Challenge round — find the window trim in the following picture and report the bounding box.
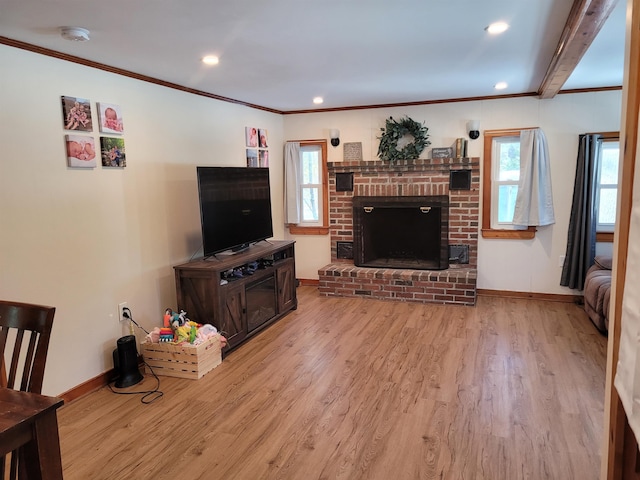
[482,128,537,239]
[287,139,329,235]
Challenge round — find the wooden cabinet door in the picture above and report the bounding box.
[220,284,246,349]
[276,260,297,313]
[175,272,217,326]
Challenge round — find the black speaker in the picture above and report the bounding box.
[113,335,143,388]
[449,169,472,190]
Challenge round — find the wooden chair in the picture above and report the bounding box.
[0,300,56,480]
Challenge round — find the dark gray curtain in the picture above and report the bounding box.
[560,134,602,290]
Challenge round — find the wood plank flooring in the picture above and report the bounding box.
[57,287,608,479]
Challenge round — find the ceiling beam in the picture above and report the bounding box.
[538,0,619,99]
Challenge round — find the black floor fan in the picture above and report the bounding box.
[113,335,144,388]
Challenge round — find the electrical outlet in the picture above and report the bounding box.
[559,255,566,267]
[118,302,128,323]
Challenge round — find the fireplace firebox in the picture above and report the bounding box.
[353,195,449,270]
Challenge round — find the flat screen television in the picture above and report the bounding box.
[197,166,273,257]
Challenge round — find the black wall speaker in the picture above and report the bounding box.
[336,172,354,192]
[113,335,143,388]
[449,169,472,190]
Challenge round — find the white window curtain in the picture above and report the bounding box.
[284,142,301,224]
[512,128,555,227]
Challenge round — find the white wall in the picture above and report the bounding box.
[0,44,284,396]
[283,91,622,293]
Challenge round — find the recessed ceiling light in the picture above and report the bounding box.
[486,22,509,35]
[494,82,508,90]
[313,97,324,105]
[202,55,219,66]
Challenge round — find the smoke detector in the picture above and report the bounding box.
[60,27,90,42]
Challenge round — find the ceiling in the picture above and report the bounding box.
[0,0,626,113]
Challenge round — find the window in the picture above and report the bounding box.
[300,145,322,224]
[593,133,620,242]
[482,129,536,239]
[288,140,329,235]
[596,138,620,234]
[492,135,520,228]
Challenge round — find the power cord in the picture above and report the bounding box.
[189,245,203,262]
[108,362,164,404]
[111,307,163,404]
[122,307,149,335]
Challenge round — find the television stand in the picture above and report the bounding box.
[174,240,297,352]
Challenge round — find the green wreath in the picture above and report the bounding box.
[377,116,430,162]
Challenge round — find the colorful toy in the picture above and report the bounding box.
[158,309,210,345]
[163,308,172,328]
[174,325,191,343]
[159,327,174,342]
[166,309,189,329]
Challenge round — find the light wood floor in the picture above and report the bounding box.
[58,287,608,480]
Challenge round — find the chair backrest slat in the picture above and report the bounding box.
[6,329,25,390]
[20,333,39,391]
[0,328,8,388]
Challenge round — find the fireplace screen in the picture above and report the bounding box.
[353,196,449,270]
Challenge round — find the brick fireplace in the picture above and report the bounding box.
[318,157,479,306]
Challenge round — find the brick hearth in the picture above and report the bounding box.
[318,157,480,306]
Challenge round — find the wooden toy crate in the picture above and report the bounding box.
[140,335,222,379]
